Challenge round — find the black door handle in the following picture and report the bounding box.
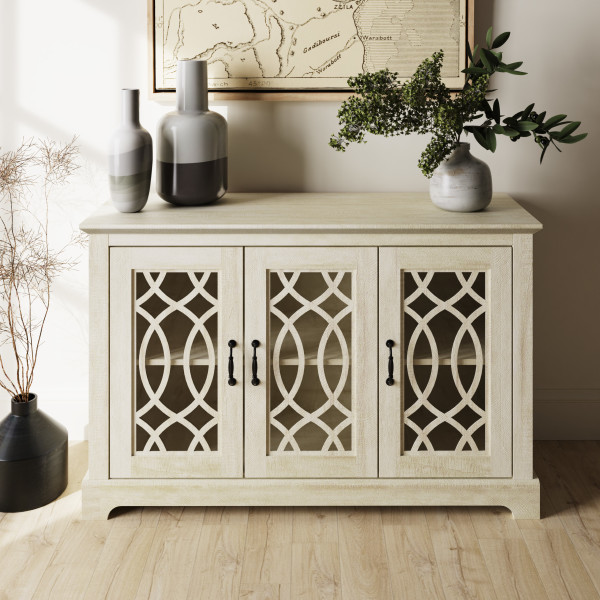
[251,340,260,386]
[227,340,236,386]
[386,340,394,386]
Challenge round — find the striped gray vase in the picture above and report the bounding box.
[157,60,227,206]
[108,89,153,213]
[429,142,492,212]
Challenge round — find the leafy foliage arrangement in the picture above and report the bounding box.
[330,28,587,177]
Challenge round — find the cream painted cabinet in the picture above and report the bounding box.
[81,193,541,519]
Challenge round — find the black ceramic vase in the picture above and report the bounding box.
[0,394,68,512]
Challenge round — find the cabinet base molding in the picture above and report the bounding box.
[81,474,540,520]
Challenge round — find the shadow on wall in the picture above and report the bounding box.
[481,0,600,397]
[473,0,494,48]
[227,102,306,192]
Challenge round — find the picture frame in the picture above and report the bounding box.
[148,0,474,101]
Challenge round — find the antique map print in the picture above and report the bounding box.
[153,0,467,91]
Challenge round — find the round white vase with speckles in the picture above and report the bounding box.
[429,142,492,212]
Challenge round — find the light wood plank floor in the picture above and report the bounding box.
[1,441,600,599]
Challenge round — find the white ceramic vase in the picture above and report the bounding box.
[429,142,492,212]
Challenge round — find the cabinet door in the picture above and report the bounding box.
[245,247,378,478]
[379,247,512,478]
[110,247,243,478]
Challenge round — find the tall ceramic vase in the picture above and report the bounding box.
[157,60,228,206]
[108,89,153,213]
[429,142,492,212]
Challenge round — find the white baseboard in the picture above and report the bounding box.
[534,389,600,440]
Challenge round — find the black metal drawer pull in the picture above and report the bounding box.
[386,340,395,386]
[251,340,260,386]
[227,340,237,386]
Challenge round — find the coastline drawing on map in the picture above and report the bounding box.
[151,0,468,93]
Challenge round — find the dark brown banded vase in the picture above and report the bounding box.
[157,60,228,206]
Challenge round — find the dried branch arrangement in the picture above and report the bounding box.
[0,137,81,401]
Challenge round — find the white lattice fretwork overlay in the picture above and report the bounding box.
[134,271,219,453]
[269,271,353,454]
[403,271,487,453]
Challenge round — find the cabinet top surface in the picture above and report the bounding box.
[80,192,542,234]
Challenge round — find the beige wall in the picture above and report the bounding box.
[0,0,598,437]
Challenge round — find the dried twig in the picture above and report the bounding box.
[0,137,80,401]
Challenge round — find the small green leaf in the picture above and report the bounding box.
[487,129,497,152]
[492,31,510,48]
[466,126,490,150]
[479,51,492,71]
[557,121,581,139]
[560,132,588,144]
[493,124,519,138]
[466,42,473,62]
[493,99,501,122]
[497,65,527,75]
[515,121,539,132]
[463,66,488,74]
[482,100,494,119]
[474,129,489,150]
[505,61,523,70]
[502,127,520,138]
[522,103,535,119]
[543,114,568,129]
[486,26,493,48]
[481,48,499,69]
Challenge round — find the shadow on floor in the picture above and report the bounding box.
[535,440,600,518]
[56,440,600,521]
[58,441,89,499]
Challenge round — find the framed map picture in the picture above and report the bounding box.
[149,0,472,99]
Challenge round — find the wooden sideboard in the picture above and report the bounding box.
[80,192,541,519]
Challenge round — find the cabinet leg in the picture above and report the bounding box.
[508,501,541,520]
[81,475,116,520]
[506,478,541,519]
